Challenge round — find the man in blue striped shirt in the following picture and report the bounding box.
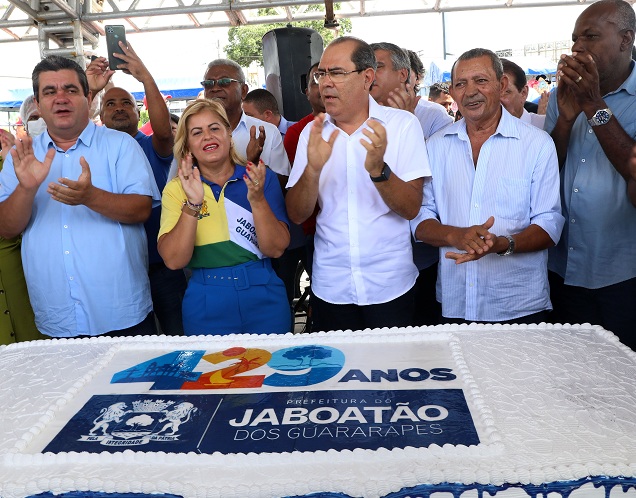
[412,49,564,323]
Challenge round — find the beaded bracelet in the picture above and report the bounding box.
[185,199,203,212]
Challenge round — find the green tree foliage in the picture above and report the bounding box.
[226,7,352,67]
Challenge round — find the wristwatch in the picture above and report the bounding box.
[497,235,515,256]
[370,162,392,183]
[587,108,613,127]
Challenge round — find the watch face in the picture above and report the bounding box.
[595,109,611,124]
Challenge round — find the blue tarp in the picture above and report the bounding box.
[423,55,558,88]
[0,76,202,110]
[0,87,34,110]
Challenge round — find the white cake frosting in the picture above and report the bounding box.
[1,323,635,498]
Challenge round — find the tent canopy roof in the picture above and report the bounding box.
[0,1,611,43]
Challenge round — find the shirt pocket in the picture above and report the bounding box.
[495,177,531,222]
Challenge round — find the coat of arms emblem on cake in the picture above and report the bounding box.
[79,399,198,446]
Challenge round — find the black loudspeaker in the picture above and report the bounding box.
[262,27,324,122]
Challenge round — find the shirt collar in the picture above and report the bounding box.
[235,111,249,133]
[43,120,94,150]
[200,164,244,188]
[445,105,517,140]
[607,60,636,97]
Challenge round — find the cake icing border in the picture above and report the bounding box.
[2,323,635,498]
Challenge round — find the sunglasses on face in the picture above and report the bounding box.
[200,78,241,89]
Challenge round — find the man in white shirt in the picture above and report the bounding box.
[500,58,546,129]
[202,59,290,177]
[242,88,296,136]
[286,36,429,332]
[413,49,564,324]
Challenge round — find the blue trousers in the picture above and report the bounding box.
[183,259,291,336]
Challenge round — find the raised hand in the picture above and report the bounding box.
[178,153,204,205]
[386,82,420,114]
[0,128,16,161]
[47,156,96,206]
[306,113,338,174]
[244,159,267,203]
[111,41,151,81]
[537,92,549,115]
[10,136,55,191]
[556,52,602,122]
[360,119,387,177]
[246,125,265,163]
[86,56,114,94]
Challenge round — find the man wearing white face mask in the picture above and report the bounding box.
[19,96,47,138]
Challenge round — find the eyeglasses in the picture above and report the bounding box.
[200,78,241,89]
[313,69,363,84]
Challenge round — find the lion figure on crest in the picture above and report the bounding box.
[89,402,131,436]
[157,402,197,435]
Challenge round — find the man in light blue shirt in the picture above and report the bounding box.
[545,0,636,349]
[0,55,160,338]
[413,48,564,323]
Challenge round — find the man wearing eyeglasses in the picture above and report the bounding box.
[202,59,290,178]
[286,36,430,333]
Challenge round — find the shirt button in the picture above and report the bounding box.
[69,276,74,281]
[569,247,574,251]
[581,159,586,163]
[588,129,593,134]
[571,219,576,223]
[64,250,70,255]
[474,203,479,208]
[65,153,69,157]
[63,225,68,229]
[3,310,9,315]
[573,188,579,192]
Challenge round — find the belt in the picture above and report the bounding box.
[190,259,273,291]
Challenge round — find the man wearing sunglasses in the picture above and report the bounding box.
[286,36,429,333]
[201,59,290,178]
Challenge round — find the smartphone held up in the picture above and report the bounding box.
[105,25,127,70]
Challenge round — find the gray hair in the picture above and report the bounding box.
[326,36,377,71]
[206,59,246,83]
[593,0,636,33]
[370,42,410,72]
[451,48,503,84]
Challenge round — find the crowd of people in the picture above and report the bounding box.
[0,0,635,351]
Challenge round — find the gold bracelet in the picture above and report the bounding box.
[182,204,200,218]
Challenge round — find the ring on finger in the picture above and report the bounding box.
[576,75,583,83]
[253,180,260,186]
[374,144,382,149]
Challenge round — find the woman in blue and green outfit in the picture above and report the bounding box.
[158,99,291,335]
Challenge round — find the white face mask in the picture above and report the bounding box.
[26,118,46,137]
